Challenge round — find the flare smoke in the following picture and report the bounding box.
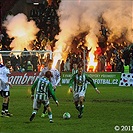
[55,0,133,60]
[3,13,39,51]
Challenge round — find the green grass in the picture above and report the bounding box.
[0,85,133,133]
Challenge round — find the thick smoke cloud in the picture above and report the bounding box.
[3,13,39,51]
[55,0,133,60]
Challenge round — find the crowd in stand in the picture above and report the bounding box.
[30,0,61,51]
[60,43,133,73]
[0,0,133,73]
[0,48,52,72]
[0,42,132,73]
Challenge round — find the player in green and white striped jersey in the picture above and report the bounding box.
[69,65,100,118]
[29,71,59,123]
[39,59,61,118]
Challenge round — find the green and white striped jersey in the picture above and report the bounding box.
[69,73,97,93]
[31,77,57,102]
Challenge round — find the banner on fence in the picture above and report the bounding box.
[119,73,133,86]
[9,72,132,86]
[9,72,39,85]
[61,72,121,86]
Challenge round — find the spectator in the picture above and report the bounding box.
[25,61,33,72]
[0,31,4,42]
[31,54,38,72]
[60,60,64,72]
[64,58,70,72]
[72,63,78,75]
[129,53,133,73]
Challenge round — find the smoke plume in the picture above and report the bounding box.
[3,13,39,51]
[55,0,133,61]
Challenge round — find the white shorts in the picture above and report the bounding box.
[73,91,85,102]
[33,98,49,109]
[0,79,9,91]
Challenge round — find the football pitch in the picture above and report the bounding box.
[0,85,133,133]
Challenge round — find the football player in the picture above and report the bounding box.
[39,59,60,118]
[29,71,59,123]
[69,65,100,118]
[0,60,13,117]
